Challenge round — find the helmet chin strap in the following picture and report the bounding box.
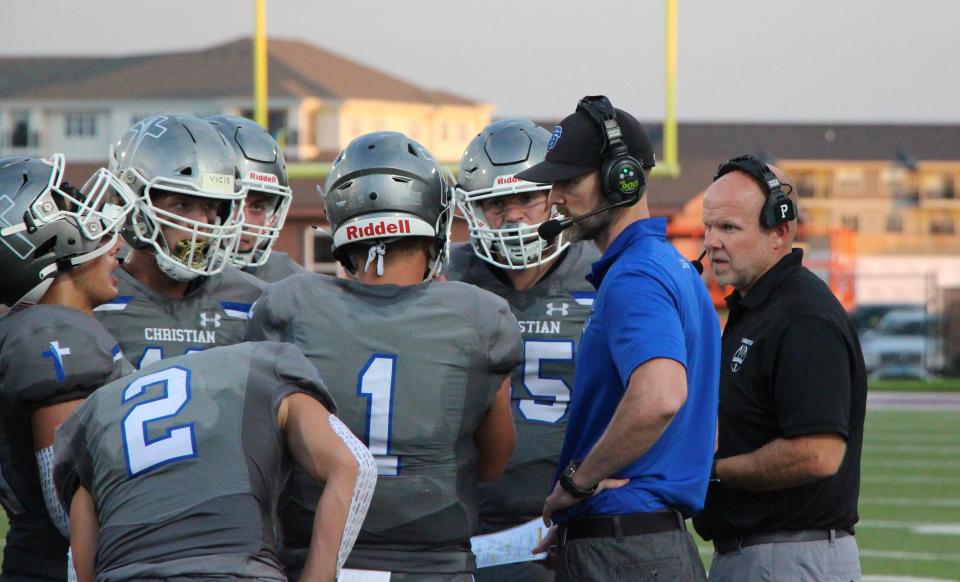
[364,242,388,277]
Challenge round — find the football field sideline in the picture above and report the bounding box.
[2,395,958,579]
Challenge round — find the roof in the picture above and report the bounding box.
[532,119,960,214]
[2,38,476,105]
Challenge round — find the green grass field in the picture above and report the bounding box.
[3,408,959,579]
[692,408,960,580]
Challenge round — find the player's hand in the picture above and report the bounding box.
[541,477,629,527]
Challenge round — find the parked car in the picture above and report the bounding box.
[850,303,916,339]
[860,308,944,379]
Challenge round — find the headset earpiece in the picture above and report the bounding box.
[577,96,646,204]
[714,155,796,228]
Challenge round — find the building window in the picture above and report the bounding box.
[929,216,955,235]
[882,167,909,197]
[795,171,829,198]
[10,110,32,147]
[305,227,339,274]
[840,215,859,231]
[440,121,449,141]
[458,123,469,142]
[920,173,955,199]
[835,168,864,194]
[409,121,422,140]
[65,112,97,137]
[885,214,903,233]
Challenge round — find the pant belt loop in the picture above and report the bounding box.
[829,528,837,546]
[613,516,624,542]
[558,525,568,548]
[675,509,686,531]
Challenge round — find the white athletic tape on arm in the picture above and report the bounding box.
[328,415,378,577]
[36,446,70,537]
[67,547,77,582]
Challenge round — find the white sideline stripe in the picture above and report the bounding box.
[860,497,960,507]
[862,475,960,485]
[863,459,960,469]
[863,576,958,582]
[860,520,960,535]
[863,444,960,454]
[859,549,960,562]
[867,435,960,444]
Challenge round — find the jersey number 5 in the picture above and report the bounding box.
[519,340,574,424]
[121,365,197,477]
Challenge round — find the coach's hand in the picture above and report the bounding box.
[541,477,629,527]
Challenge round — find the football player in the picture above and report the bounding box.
[448,119,600,581]
[54,341,376,581]
[207,115,306,282]
[94,114,265,369]
[246,131,522,581]
[0,154,134,580]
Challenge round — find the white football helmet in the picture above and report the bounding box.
[111,114,246,282]
[207,115,292,269]
[455,119,568,269]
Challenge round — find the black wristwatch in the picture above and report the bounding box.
[559,460,597,499]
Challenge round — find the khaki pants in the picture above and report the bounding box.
[708,535,861,582]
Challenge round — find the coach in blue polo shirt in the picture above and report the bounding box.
[522,96,719,582]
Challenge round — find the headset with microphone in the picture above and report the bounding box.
[538,96,646,241]
[690,155,797,276]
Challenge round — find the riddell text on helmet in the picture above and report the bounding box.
[345,219,411,240]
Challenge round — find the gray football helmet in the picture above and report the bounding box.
[0,154,135,307]
[207,115,291,269]
[455,118,568,269]
[322,131,451,280]
[110,114,245,282]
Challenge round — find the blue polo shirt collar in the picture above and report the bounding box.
[587,217,668,288]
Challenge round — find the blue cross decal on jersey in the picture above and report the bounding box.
[41,341,72,382]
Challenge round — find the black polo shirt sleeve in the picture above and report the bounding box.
[773,316,852,439]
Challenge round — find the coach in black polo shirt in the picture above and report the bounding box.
[693,155,867,582]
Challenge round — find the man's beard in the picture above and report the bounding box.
[564,205,624,243]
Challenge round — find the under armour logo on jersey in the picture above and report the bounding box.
[199,312,221,328]
[730,337,754,373]
[546,302,569,317]
[41,341,72,382]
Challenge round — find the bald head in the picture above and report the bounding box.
[701,162,798,296]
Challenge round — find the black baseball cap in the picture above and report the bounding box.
[516,105,656,184]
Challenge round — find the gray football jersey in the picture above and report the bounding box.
[244,251,307,283]
[93,265,264,369]
[446,242,599,531]
[53,342,335,581]
[0,305,129,580]
[246,274,523,575]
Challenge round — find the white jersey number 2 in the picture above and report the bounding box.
[121,365,197,477]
